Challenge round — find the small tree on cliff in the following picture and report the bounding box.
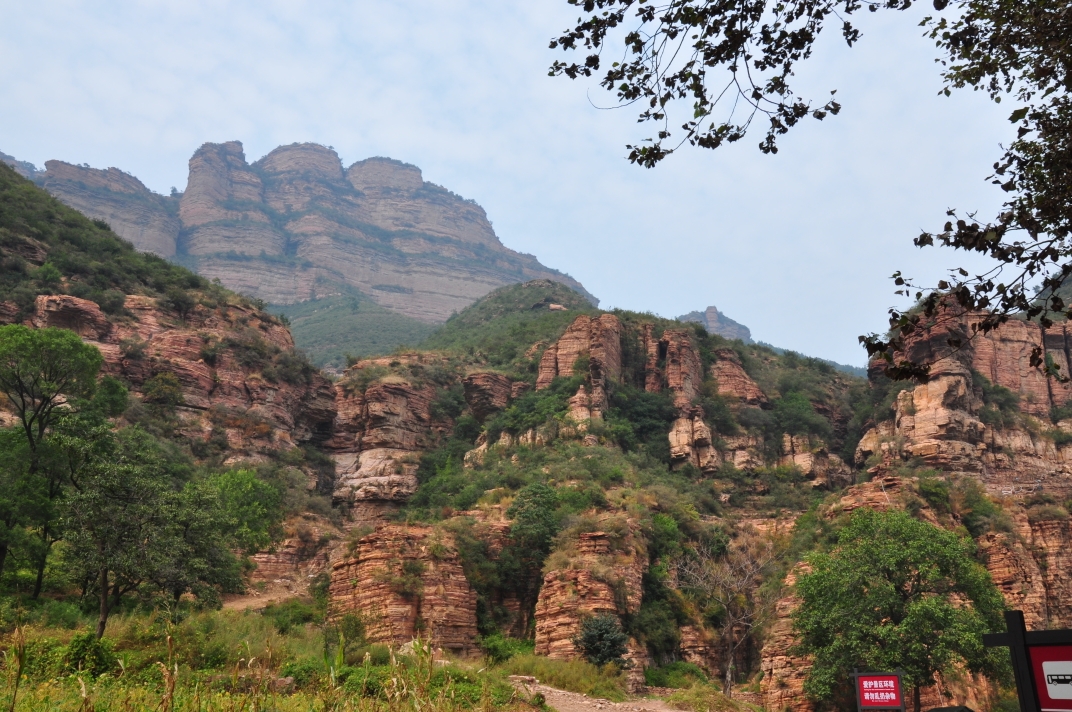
[792,508,1008,712]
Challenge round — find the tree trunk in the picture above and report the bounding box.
[914,684,921,712]
[31,552,46,599]
[0,541,8,582]
[96,568,110,640]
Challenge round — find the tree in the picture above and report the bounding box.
[573,613,630,667]
[63,427,178,638]
[500,482,561,630]
[678,531,777,698]
[549,1,1072,378]
[0,325,102,460]
[792,508,1007,712]
[0,325,102,582]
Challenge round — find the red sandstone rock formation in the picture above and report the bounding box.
[779,434,853,490]
[710,349,768,407]
[40,141,592,321]
[534,527,645,662]
[669,408,720,473]
[29,293,335,459]
[249,515,341,593]
[536,314,622,417]
[328,524,478,655]
[463,372,512,421]
[860,305,1072,499]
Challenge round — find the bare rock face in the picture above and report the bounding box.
[780,434,853,490]
[30,294,335,459]
[759,566,813,712]
[536,314,622,415]
[669,407,720,473]
[329,380,435,511]
[534,527,646,660]
[33,141,592,322]
[862,305,1072,499]
[328,524,478,655]
[249,515,341,593]
[463,372,512,421]
[37,161,181,257]
[710,349,767,407]
[678,625,720,677]
[642,327,704,409]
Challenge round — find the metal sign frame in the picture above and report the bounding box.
[984,610,1072,712]
[851,669,907,712]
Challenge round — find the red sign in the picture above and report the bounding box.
[1029,644,1072,711]
[856,674,903,708]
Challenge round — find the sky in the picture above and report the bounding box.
[0,1,1014,366]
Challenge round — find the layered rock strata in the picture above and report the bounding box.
[536,314,623,417]
[710,349,768,407]
[463,372,512,421]
[534,528,646,661]
[36,160,181,257]
[328,525,478,654]
[27,293,335,457]
[17,142,594,322]
[859,305,1072,499]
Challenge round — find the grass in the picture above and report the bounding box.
[500,654,627,701]
[1,608,531,712]
[666,683,756,712]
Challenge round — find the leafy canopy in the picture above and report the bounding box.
[550,1,1072,380]
[792,509,1007,705]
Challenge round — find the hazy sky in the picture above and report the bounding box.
[0,1,1012,365]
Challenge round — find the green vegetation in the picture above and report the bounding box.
[793,509,1008,712]
[0,163,226,319]
[422,281,597,377]
[500,654,627,700]
[273,288,436,369]
[572,613,629,668]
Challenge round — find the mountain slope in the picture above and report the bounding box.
[3,143,595,326]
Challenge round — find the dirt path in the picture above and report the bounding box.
[509,678,678,712]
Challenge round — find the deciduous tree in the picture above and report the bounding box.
[792,508,1007,712]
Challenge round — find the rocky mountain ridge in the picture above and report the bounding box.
[1,142,593,325]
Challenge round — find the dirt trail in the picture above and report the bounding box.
[510,679,677,712]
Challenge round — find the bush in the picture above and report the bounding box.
[262,599,317,634]
[142,371,184,407]
[573,614,629,668]
[280,658,323,687]
[645,661,709,688]
[63,633,117,677]
[479,633,535,663]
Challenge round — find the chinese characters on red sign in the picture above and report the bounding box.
[856,675,903,709]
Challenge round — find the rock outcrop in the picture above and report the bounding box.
[536,314,623,417]
[463,372,512,421]
[29,293,335,458]
[677,306,753,343]
[534,527,646,661]
[669,408,720,473]
[16,142,593,323]
[37,160,181,257]
[710,349,768,407]
[328,525,478,655]
[859,305,1072,499]
[779,434,853,490]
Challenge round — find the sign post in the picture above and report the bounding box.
[852,670,906,712]
[984,610,1072,712]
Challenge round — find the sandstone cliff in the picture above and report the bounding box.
[859,306,1072,500]
[13,143,593,325]
[13,292,336,460]
[328,524,478,655]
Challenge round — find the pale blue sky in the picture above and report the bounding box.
[0,1,1011,365]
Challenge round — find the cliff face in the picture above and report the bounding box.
[328,524,478,655]
[37,160,181,257]
[858,306,1072,499]
[13,292,336,459]
[15,143,592,324]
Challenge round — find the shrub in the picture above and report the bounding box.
[916,475,951,514]
[280,658,322,687]
[572,613,629,668]
[63,633,117,677]
[142,371,184,407]
[645,661,709,688]
[262,599,317,634]
[501,654,627,701]
[479,633,535,663]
